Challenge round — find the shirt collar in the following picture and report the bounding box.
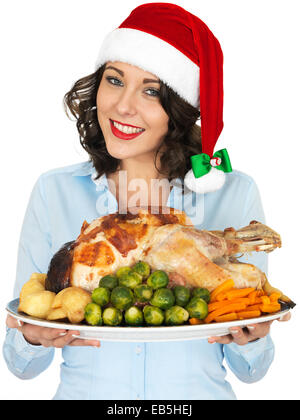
[72,161,108,191]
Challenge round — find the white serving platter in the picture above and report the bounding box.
[6,298,290,342]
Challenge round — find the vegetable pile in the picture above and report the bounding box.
[84,264,283,327]
[84,261,211,327]
[202,279,282,324]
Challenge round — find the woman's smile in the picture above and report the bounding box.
[109,118,145,140]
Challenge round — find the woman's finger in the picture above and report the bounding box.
[278,312,291,322]
[6,315,21,329]
[208,335,233,344]
[50,330,81,348]
[246,321,272,339]
[69,338,101,347]
[229,327,250,345]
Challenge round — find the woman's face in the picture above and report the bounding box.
[96,61,169,162]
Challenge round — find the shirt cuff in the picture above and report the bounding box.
[13,329,52,360]
[226,335,272,363]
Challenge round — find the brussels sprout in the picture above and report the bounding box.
[174,286,191,307]
[110,286,134,310]
[91,287,110,306]
[124,306,144,326]
[116,266,132,279]
[147,270,169,289]
[134,284,153,303]
[84,302,102,326]
[150,288,175,310]
[143,305,164,326]
[192,287,210,303]
[131,261,151,280]
[185,297,208,319]
[102,306,122,326]
[165,305,189,325]
[119,271,142,289]
[99,274,118,290]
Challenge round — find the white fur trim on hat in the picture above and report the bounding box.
[184,167,225,193]
[95,28,200,108]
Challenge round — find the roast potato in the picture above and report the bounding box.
[51,287,76,309]
[60,287,92,324]
[47,307,68,321]
[30,273,47,287]
[19,278,45,302]
[18,291,56,319]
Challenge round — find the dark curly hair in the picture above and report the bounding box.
[63,64,201,183]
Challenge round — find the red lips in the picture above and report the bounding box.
[109,119,145,140]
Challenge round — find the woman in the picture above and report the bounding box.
[4,3,289,400]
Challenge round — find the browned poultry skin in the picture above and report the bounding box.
[46,206,282,293]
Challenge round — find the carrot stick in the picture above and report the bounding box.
[210,279,235,302]
[204,303,247,323]
[215,313,238,323]
[248,291,258,305]
[240,304,261,312]
[253,297,263,304]
[261,296,271,305]
[260,303,281,313]
[215,288,235,302]
[237,310,261,319]
[225,287,255,300]
[269,292,281,302]
[189,317,204,325]
[208,297,251,312]
[229,297,251,305]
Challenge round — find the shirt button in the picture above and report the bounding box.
[135,345,142,354]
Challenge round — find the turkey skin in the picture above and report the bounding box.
[45,206,282,294]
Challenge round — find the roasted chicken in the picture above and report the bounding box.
[45,206,293,306]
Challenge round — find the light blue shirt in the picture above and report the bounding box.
[3,161,274,400]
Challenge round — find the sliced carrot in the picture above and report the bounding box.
[233,297,251,305]
[210,279,235,302]
[237,310,261,319]
[189,317,204,325]
[260,303,281,313]
[248,291,258,305]
[208,297,250,313]
[215,313,238,323]
[204,303,247,324]
[253,297,263,304]
[208,301,227,312]
[241,304,261,312]
[261,296,271,305]
[269,292,281,302]
[225,287,255,300]
[215,288,235,302]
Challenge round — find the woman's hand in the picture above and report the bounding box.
[207,312,291,345]
[6,315,101,348]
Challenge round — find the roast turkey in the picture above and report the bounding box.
[44,206,293,305]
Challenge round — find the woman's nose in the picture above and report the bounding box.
[115,88,137,116]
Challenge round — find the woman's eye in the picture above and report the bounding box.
[145,88,160,97]
[106,76,123,86]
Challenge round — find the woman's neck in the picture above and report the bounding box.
[107,159,172,212]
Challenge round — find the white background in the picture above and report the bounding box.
[1,0,299,400]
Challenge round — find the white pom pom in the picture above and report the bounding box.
[184,167,226,193]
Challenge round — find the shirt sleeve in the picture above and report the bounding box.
[224,178,275,382]
[3,175,55,379]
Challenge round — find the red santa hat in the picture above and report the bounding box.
[95,2,232,193]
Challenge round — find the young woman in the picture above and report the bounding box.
[4,3,290,400]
